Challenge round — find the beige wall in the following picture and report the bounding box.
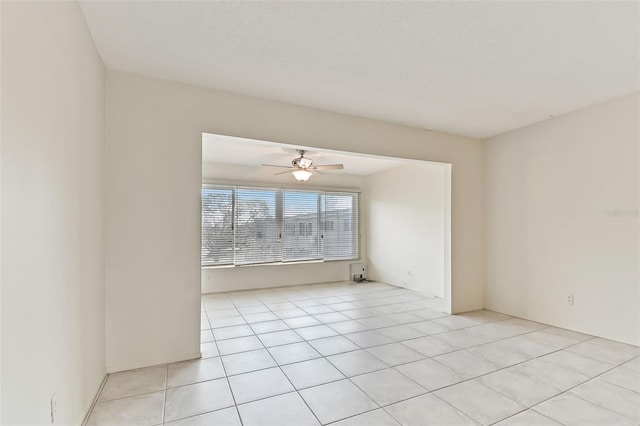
[1,2,106,424]
[366,163,449,299]
[105,70,485,372]
[485,93,639,345]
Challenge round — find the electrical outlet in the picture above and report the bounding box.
[50,393,58,424]
[565,294,574,305]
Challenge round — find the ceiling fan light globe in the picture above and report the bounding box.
[292,170,313,181]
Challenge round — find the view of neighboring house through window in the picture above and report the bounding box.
[201,185,359,266]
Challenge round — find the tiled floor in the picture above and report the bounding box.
[86,281,640,426]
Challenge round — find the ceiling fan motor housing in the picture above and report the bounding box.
[292,156,313,169]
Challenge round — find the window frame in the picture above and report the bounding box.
[201,181,360,268]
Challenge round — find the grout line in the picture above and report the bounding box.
[81,372,109,425]
[161,364,168,424]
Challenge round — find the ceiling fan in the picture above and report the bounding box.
[262,149,344,181]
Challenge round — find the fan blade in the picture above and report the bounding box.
[274,170,293,175]
[314,164,344,170]
[262,164,292,169]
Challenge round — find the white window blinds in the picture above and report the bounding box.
[201,185,359,266]
[201,186,234,266]
[322,192,359,260]
[234,187,281,265]
[283,190,321,262]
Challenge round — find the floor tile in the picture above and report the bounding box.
[345,330,394,348]
[212,325,254,341]
[538,350,614,377]
[342,308,377,320]
[216,335,263,355]
[243,311,278,323]
[300,379,378,424]
[257,329,303,347]
[433,350,501,377]
[460,324,512,342]
[431,329,490,349]
[351,368,426,405]
[98,365,166,402]
[435,380,525,425]
[328,320,370,334]
[200,342,219,359]
[228,367,294,404]
[367,343,425,366]
[465,341,529,368]
[477,369,561,406]
[275,308,308,319]
[237,304,270,315]
[570,379,640,420]
[308,335,360,356]
[304,305,336,315]
[208,308,241,318]
[281,358,345,389]
[327,349,388,376]
[238,392,320,426]
[266,302,297,311]
[598,365,640,393]
[167,357,225,388]
[357,316,399,329]
[496,335,557,358]
[164,407,241,426]
[431,316,481,330]
[409,309,449,321]
[535,393,637,426]
[92,282,640,426]
[88,391,165,426]
[377,325,426,341]
[222,349,276,375]
[510,358,589,390]
[623,356,640,372]
[201,329,214,343]
[296,324,339,340]
[541,326,592,342]
[210,316,247,328]
[314,312,351,323]
[524,329,583,349]
[164,378,234,422]
[249,319,289,334]
[284,315,321,328]
[395,358,467,391]
[268,341,321,364]
[406,320,453,336]
[494,410,561,426]
[332,409,400,426]
[568,338,640,365]
[401,335,457,357]
[457,310,511,324]
[386,312,422,325]
[384,393,478,426]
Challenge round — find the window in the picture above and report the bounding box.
[201,186,234,265]
[201,185,359,266]
[283,190,320,261]
[234,187,280,265]
[323,192,359,260]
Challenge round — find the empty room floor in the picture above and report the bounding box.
[86,281,640,426]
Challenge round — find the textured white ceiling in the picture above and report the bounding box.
[202,133,406,176]
[80,1,639,138]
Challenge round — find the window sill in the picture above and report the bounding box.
[202,258,359,270]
